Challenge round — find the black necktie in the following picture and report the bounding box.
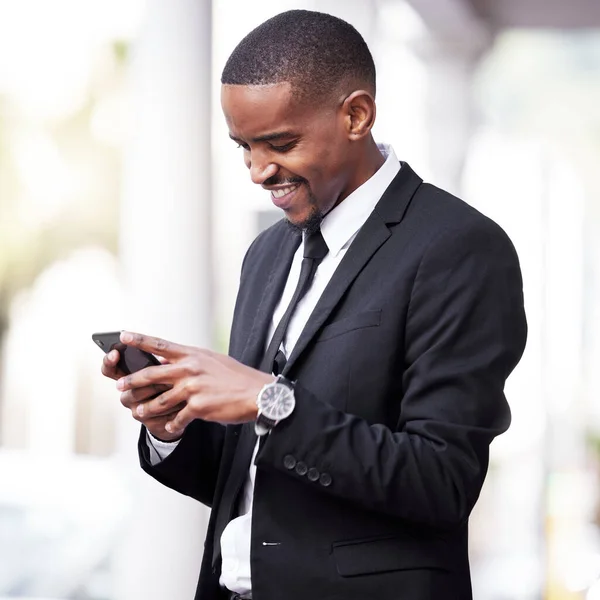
[262,228,329,375]
[212,228,328,567]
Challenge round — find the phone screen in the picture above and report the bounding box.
[92,332,161,375]
[115,342,160,374]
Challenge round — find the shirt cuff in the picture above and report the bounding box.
[146,430,181,466]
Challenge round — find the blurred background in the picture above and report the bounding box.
[0,0,599,598]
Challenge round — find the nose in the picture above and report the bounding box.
[248,154,278,185]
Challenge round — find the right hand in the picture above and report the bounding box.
[101,349,183,442]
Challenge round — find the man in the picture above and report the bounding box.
[102,10,527,600]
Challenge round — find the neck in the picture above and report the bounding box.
[333,137,386,210]
[361,137,386,179]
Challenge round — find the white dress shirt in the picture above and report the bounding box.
[147,144,401,596]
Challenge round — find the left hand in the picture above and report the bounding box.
[116,331,274,437]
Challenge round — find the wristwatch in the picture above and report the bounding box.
[255,376,296,436]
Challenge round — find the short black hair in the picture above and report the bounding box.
[221,10,376,104]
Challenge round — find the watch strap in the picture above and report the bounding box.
[255,413,277,436]
[275,375,294,390]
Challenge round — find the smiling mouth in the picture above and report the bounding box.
[271,184,300,198]
[270,183,302,210]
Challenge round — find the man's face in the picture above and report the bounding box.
[221,82,354,231]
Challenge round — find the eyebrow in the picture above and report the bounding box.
[229,131,298,144]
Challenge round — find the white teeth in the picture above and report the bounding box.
[272,185,298,198]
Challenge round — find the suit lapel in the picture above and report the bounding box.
[240,228,301,369]
[283,162,422,375]
[282,216,390,374]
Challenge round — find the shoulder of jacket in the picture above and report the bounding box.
[241,218,290,272]
[412,183,511,240]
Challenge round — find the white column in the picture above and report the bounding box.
[114,1,212,599]
[403,0,491,194]
[413,35,488,196]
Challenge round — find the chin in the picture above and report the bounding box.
[285,207,323,234]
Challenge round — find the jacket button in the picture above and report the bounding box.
[319,472,332,487]
[295,461,308,476]
[307,467,320,482]
[283,455,296,470]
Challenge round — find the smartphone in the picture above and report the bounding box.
[92,331,161,375]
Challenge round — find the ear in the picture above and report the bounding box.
[341,90,376,140]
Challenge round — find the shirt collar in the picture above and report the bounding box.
[316,144,400,257]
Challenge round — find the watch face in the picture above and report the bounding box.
[258,382,295,421]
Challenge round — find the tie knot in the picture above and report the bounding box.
[303,229,328,260]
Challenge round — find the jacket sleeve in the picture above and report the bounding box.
[254,219,527,529]
[138,419,226,508]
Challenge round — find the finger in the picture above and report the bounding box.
[120,331,187,360]
[120,384,170,409]
[101,349,119,372]
[165,405,195,436]
[101,350,124,380]
[101,362,114,378]
[130,402,184,424]
[116,362,183,392]
[131,383,171,402]
[135,385,188,419]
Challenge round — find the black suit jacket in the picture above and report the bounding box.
[139,163,527,600]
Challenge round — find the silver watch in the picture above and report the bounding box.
[255,376,296,436]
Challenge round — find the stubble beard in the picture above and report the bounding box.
[284,187,323,235]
